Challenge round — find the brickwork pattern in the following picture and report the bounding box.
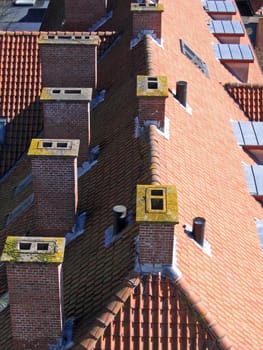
[43,102,90,165]
[7,263,63,350]
[133,11,162,39]
[64,0,107,30]
[31,156,78,236]
[138,96,166,128]
[39,44,97,89]
[139,224,174,264]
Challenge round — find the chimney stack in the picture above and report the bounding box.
[137,75,168,129]
[1,236,65,350]
[39,34,99,90]
[41,88,92,165]
[136,185,179,268]
[28,138,79,236]
[131,2,164,40]
[64,0,107,31]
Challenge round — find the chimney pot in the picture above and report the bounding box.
[176,81,188,107]
[113,205,127,235]
[193,217,206,245]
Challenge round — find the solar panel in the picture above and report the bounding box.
[209,20,244,35]
[204,1,236,13]
[213,44,254,61]
[232,122,263,146]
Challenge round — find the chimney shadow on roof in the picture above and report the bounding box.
[0,99,43,178]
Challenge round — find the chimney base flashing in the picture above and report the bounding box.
[88,10,113,31]
[130,31,163,49]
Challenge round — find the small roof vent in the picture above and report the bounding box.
[113,205,127,235]
[192,217,206,246]
[176,81,188,107]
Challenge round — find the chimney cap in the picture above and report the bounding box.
[38,34,99,46]
[28,139,80,158]
[137,76,168,97]
[40,87,93,102]
[0,236,66,263]
[136,185,179,223]
[131,3,164,12]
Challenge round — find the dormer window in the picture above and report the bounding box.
[146,188,166,212]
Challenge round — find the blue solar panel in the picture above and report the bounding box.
[209,20,244,35]
[213,44,254,61]
[204,1,236,13]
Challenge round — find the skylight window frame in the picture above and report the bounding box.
[180,39,209,78]
[0,117,7,145]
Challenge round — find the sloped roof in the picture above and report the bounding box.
[0,30,119,178]
[225,83,263,121]
[0,0,263,349]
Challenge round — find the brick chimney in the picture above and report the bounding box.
[1,236,65,350]
[64,0,107,31]
[131,2,164,40]
[38,34,99,89]
[136,185,179,269]
[137,75,168,129]
[41,88,92,165]
[28,138,79,236]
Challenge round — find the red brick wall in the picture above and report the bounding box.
[39,44,97,89]
[139,224,174,264]
[64,0,107,30]
[31,156,78,236]
[43,102,90,165]
[7,263,63,350]
[138,96,166,128]
[132,11,162,39]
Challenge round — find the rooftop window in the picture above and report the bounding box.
[180,40,209,77]
[208,20,244,35]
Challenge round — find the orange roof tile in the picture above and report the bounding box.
[0,0,263,349]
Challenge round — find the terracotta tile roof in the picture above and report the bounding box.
[0,0,263,349]
[225,83,263,121]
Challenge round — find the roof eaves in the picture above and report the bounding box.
[164,267,235,350]
[71,272,140,350]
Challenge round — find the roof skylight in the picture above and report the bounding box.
[180,40,209,77]
[203,1,236,14]
[232,121,263,147]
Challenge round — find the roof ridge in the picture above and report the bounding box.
[0,31,117,37]
[72,272,140,350]
[147,124,162,185]
[169,274,235,350]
